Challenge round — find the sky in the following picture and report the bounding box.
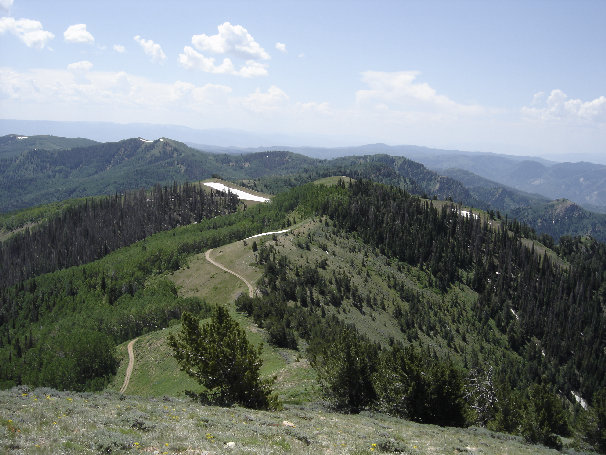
[0,0,605,161]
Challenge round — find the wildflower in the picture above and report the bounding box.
[165,443,169,446]
[53,421,57,425]
[8,420,12,423]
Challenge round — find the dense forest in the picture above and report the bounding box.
[0,199,291,391]
[0,182,240,288]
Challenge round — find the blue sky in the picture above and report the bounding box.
[1,0,605,160]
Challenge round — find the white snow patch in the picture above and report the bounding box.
[572,391,588,410]
[139,137,153,143]
[204,182,270,202]
[16,136,28,140]
[510,308,519,320]
[159,138,164,142]
[246,229,290,240]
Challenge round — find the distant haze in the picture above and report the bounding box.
[1,118,605,165]
[1,1,604,162]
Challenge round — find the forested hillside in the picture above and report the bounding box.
[1,178,605,451]
[0,200,290,391]
[0,134,98,158]
[2,134,605,243]
[0,182,241,288]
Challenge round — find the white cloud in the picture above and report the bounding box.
[242,86,289,113]
[0,0,13,10]
[178,46,268,77]
[522,89,606,123]
[191,22,269,61]
[0,17,54,49]
[275,42,286,53]
[356,71,484,117]
[0,67,233,116]
[67,60,93,72]
[134,35,166,63]
[113,44,125,53]
[64,24,94,44]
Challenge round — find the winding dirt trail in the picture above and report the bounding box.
[205,249,255,297]
[119,338,137,394]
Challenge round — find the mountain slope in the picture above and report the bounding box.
[510,198,606,241]
[0,134,99,158]
[0,138,315,212]
[1,179,604,452]
[409,152,606,213]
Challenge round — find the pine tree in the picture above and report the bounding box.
[168,307,279,410]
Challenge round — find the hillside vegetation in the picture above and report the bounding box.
[1,178,605,453]
[2,134,605,242]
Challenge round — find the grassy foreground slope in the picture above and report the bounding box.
[0,386,562,455]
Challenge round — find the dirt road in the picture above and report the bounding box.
[205,249,255,297]
[119,338,137,394]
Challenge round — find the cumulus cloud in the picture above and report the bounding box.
[0,0,13,10]
[178,46,268,77]
[67,60,93,71]
[356,71,484,117]
[113,44,125,53]
[275,42,286,53]
[0,67,232,114]
[64,24,94,44]
[134,35,166,63]
[522,89,606,123]
[242,86,289,113]
[191,22,269,60]
[0,17,54,49]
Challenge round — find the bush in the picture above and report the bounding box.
[168,307,279,410]
[374,346,468,427]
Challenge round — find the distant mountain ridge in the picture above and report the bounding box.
[0,134,98,158]
[1,133,605,243]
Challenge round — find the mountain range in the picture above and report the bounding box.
[1,133,605,244]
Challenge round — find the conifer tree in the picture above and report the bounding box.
[168,307,278,410]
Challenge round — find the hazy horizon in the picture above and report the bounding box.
[1,0,605,162]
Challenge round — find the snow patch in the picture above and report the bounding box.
[139,137,153,143]
[510,308,519,320]
[16,136,28,140]
[572,391,588,410]
[204,182,270,202]
[246,229,290,240]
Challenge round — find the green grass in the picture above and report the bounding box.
[0,386,579,454]
[109,228,319,404]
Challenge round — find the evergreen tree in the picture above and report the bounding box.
[521,384,569,449]
[168,307,278,410]
[311,327,377,412]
